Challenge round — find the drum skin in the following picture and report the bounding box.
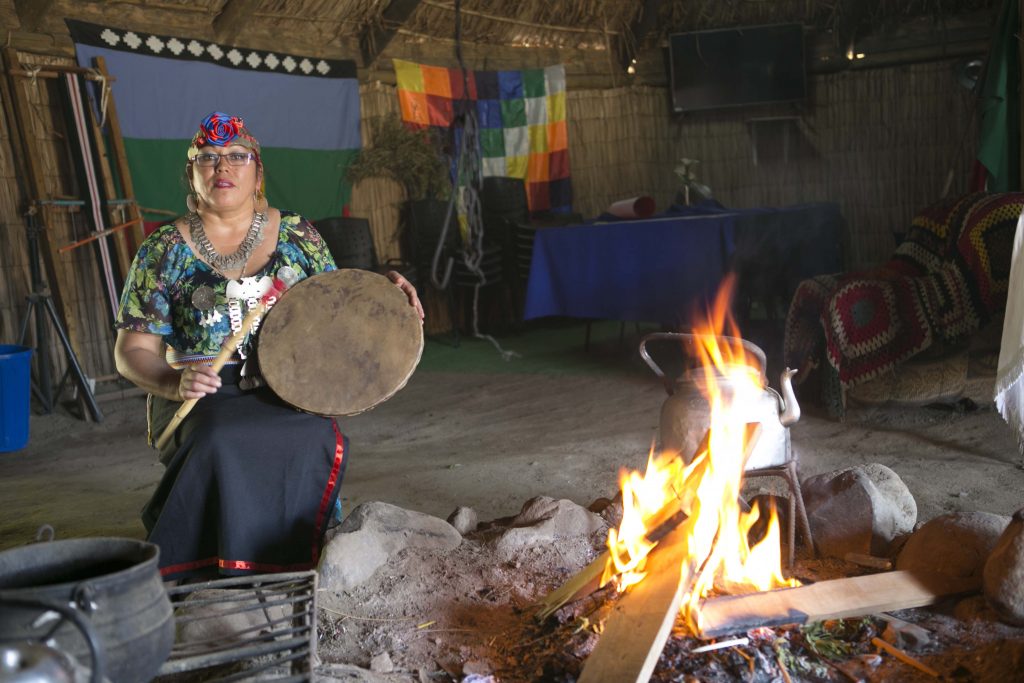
[258,269,424,416]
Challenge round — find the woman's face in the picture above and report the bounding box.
[190,143,260,213]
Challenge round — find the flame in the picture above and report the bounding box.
[604,276,799,632]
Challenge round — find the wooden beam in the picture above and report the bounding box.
[696,570,980,640]
[92,56,146,251]
[577,524,695,683]
[617,0,663,73]
[8,68,114,81]
[212,0,263,45]
[14,0,56,32]
[84,94,133,277]
[359,0,422,69]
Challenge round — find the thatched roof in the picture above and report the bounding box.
[5,0,1001,70]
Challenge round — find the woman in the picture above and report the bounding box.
[114,112,422,580]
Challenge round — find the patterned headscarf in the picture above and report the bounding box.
[187,111,264,192]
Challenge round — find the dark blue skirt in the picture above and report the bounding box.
[146,368,346,580]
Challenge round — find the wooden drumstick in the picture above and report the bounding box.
[154,270,299,451]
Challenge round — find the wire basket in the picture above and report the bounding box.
[155,571,317,682]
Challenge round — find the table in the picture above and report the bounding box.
[523,203,843,327]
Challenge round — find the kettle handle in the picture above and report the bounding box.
[638,332,768,396]
[0,592,106,683]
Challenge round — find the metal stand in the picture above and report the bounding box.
[16,211,103,422]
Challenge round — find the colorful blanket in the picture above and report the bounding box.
[393,59,572,215]
[784,193,1024,408]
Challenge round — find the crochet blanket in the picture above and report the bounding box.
[784,193,1024,404]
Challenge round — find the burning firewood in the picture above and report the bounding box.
[571,424,765,682]
[535,423,767,624]
[533,430,713,622]
[564,292,818,681]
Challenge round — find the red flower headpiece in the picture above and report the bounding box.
[188,111,261,156]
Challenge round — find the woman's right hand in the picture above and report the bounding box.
[178,365,222,400]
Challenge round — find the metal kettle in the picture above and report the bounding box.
[639,332,800,470]
[0,643,75,683]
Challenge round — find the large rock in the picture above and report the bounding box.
[802,464,917,559]
[897,511,1010,581]
[319,502,462,592]
[489,496,606,556]
[984,508,1024,625]
[447,506,479,536]
[175,589,289,645]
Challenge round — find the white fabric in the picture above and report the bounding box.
[995,210,1024,452]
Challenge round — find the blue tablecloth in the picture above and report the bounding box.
[523,203,842,326]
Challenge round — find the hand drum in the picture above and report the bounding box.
[257,269,423,416]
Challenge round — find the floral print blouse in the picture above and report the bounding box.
[115,211,335,357]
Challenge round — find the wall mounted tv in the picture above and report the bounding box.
[668,24,806,113]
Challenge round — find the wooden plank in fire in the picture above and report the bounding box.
[696,570,981,639]
[575,423,763,683]
[577,523,695,683]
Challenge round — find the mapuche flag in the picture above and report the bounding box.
[67,19,361,227]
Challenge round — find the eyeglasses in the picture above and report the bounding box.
[191,152,256,167]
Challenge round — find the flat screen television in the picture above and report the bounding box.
[668,24,806,113]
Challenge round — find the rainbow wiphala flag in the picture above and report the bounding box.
[394,59,572,215]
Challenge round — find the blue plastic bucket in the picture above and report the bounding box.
[0,345,33,452]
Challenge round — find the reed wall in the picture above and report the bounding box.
[0,52,118,384]
[565,60,978,271]
[0,56,984,383]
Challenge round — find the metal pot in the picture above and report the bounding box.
[639,332,800,470]
[0,538,174,683]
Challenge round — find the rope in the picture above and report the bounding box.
[429,0,518,361]
[88,68,111,128]
[22,65,57,139]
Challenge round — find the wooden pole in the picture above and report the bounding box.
[8,67,115,81]
[58,218,142,253]
[92,56,146,251]
[83,88,133,276]
[695,570,980,640]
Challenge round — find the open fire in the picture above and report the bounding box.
[602,279,799,633]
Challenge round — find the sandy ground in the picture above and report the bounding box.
[2,359,1023,549]
[4,343,1024,681]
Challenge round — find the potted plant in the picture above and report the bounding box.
[346,115,450,202]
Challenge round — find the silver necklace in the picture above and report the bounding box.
[188,210,267,273]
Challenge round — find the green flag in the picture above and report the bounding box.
[977,0,1021,192]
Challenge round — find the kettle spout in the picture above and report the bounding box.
[778,367,801,427]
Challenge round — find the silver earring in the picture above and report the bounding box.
[186,193,198,212]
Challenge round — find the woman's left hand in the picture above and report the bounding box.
[386,271,424,321]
